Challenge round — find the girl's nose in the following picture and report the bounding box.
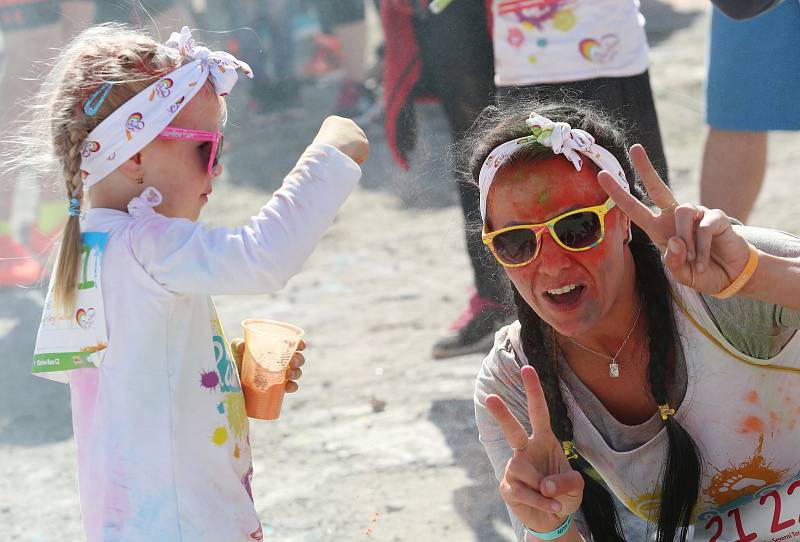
[212,162,223,178]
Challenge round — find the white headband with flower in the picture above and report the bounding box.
[478,113,630,221]
[79,26,253,189]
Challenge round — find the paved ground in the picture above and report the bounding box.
[1,2,799,541]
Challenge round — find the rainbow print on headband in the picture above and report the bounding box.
[149,77,174,101]
[80,140,101,158]
[79,26,252,189]
[125,113,145,141]
[169,96,186,113]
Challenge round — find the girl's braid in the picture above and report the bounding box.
[64,122,89,202]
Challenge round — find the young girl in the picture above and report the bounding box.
[26,24,368,541]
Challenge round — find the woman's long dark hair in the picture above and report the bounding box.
[459,100,702,542]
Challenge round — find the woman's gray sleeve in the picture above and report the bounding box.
[701,226,800,358]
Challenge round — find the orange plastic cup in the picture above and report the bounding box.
[240,319,304,420]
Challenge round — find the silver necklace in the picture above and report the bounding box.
[567,297,643,378]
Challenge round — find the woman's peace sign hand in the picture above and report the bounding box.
[485,366,584,533]
[597,144,752,295]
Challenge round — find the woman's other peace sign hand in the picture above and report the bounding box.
[596,144,752,295]
[485,366,584,533]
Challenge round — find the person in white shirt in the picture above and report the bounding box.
[492,0,668,181]
[22,24,368,541]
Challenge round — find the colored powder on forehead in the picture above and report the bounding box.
[537,190,549,205]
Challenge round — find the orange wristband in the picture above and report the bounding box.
[713,243,759,300]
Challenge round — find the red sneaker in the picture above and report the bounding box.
[432,290,513,359]
[0,234,44,287]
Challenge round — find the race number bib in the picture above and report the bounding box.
[696,472,800,542]
[32,232,109,382]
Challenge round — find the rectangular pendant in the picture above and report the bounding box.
[609,361,620,378]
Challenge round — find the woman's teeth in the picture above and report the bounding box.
[544,283,585,305]
[546,284,580,296]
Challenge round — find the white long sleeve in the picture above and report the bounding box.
[128,143,360,295]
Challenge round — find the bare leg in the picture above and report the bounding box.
[334,19,367,83]
[700,129,767,223]
[332,14,376,119]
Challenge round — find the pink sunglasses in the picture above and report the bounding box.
[156,126,223,176]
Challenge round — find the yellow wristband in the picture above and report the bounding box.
[713,243,759,300]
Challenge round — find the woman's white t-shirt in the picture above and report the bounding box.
[55,144,360,541]
[492,0,650,86]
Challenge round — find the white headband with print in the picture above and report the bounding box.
[478,113,630,221]
[79,26,253,189]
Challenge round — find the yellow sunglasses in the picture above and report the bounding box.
[482,198,617,268]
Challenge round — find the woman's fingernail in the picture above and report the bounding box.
[544,480,556,494]
[688,252,695,262]
[667,238,679,253]
[550,501,562,513]
[697,262,705,273]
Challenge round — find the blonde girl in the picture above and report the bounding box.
[23,23,367,541]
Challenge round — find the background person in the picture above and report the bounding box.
[699,0,800,222]
[380,0,509,359]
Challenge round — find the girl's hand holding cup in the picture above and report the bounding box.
[230,338,305,393]
[312,116,370,165]
[485,366,584,535]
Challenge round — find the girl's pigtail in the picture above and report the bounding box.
[52,123,89,316]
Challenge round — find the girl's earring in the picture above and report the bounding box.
[135,171,144,184]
